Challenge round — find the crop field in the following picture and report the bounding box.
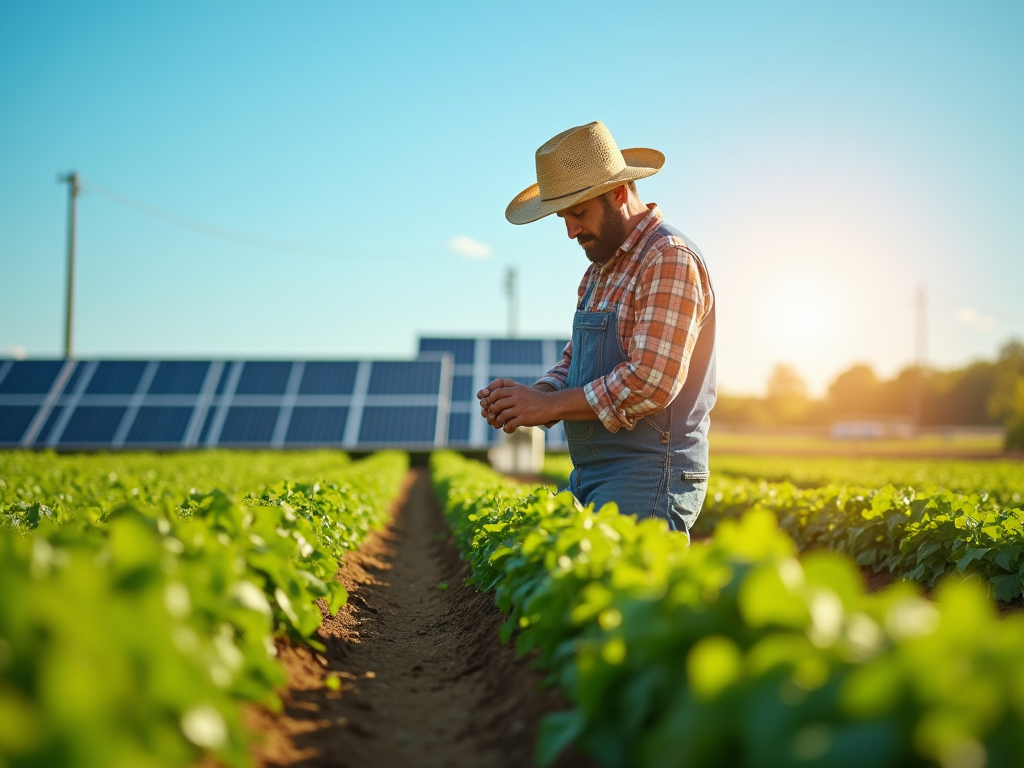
[546,454,1024,602]
[0,450,408,767]
[706,431,1006,458]
[454,452,1024,767]
[3,448,1024,767]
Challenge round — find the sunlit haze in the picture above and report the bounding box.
[1,1,1020,397]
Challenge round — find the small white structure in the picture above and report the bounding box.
[829,416,915,440]
[489,426,546,474]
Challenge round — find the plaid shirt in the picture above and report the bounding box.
[537,204,712,433]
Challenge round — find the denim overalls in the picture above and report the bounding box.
[565,222,717,538]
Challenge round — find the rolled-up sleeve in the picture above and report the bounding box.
[536,339,572,391]
[583,241,708,432]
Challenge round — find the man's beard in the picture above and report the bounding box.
[577,195,628,265]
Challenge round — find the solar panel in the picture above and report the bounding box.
[285,406,349,444]
[60,406,127,444]
[235,362,292,395]
[61,362,85,394]
[451,375,475,402]
[367,361,441,396]
[359,406,437,444]
[1,343,566,451]
[0,406,38,443]
[33,406,64,444]
[447,412,471,443]
[86,362,147,395]
[214,364,233,394]
[148,362,210,395]
[0,361,64,394]
[417,336,569,449]
[219,406,280,443]
[419,338,476,364]
[125,406,194,444]
[490,339,544,365]
[299,362,358,395]
[196,408,217,444]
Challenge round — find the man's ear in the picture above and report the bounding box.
[610,184,630,206]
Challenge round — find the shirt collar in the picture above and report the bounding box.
[599,203,663,272]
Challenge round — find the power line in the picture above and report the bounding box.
[81,178,373,260]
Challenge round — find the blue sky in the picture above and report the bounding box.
[1,0,1021,395]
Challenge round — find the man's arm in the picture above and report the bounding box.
[584,241,709,432]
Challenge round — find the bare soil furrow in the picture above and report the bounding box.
[248,468,592,768]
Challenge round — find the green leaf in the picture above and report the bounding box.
[956,546,991,572]
[991,574,1023,602]
[992,550,1015,572]
[915,540,942,563]
[535,710,585,767]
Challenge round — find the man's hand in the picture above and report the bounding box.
[478,379,557,433]
[477,379,594,434]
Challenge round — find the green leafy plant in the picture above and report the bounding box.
[0,450,407,768]
[436,451,1024,768]
[545,455,1024,600]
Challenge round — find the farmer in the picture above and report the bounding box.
[478,121,717,536]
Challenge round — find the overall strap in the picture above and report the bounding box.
[641,222,715,328]
[577,271,600,311]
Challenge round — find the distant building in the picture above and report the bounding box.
[829,414,915,440]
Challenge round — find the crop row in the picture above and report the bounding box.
[436,451,1024,767]
[543,456,1024,601]
[709,455,1024,506]
[698,478,1024,601]
[0,450,407,768]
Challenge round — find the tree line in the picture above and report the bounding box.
[713,340,1024,450]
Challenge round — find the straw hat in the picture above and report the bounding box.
[505,121,664,225]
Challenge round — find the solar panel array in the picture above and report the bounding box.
[0,338,569,451]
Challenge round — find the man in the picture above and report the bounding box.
[478,121,717,536]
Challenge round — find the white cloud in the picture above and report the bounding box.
[956,307,996,331]
[448,235,491,259]
[4,345,26,360]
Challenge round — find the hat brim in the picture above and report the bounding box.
[504,147,665,225]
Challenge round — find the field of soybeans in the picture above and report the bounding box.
[2,448,1023,767]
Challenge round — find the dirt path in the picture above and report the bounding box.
[247,469,592,768]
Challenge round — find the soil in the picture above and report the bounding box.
[246,469,594,768]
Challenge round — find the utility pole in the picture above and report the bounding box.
[505,266,518,338]
[58,171,81,358]
[911,283,927,429]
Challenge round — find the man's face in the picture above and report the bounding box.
[557,192,628,265]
